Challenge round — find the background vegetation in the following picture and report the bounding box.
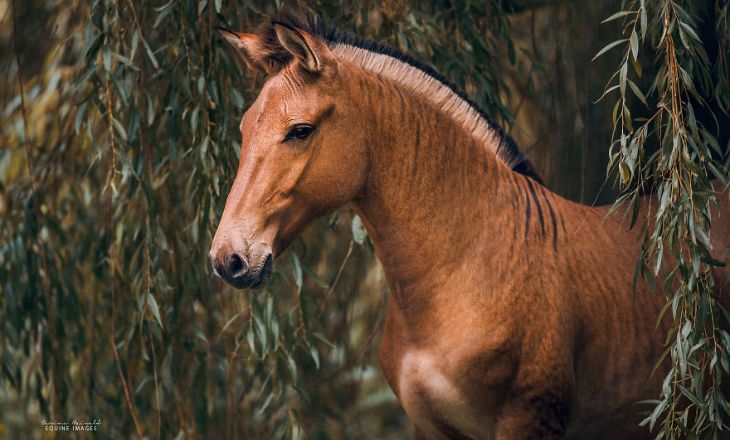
[0,0,728,438]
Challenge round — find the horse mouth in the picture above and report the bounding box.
[248,254,273,290]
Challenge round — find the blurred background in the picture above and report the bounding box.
[1,0,728,438]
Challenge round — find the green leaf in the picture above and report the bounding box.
[309,345,319,369]
[290,253,303,291]
[640,1,647,39]
[84,32,104,62]
[103,45,112,71]
[231,89,245,108]
[154,4,175,29]
[246,326,257,356]
[143,38,159,70]
[628,80,647,106]
[147,293,164,329]
[619,62,628,98]
[113,117,128,142]
[253,312,267,354]
[153,0,174,12]
[146,93,155,126]
[130,30,139,61]
[592,39,627,61]
[654,242,664,276]
[601,11,633,24]
[630,30,638,61]
[679,22,701,42]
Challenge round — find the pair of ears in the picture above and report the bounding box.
[217,22,336,76]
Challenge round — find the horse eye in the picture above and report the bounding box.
[285,124,315,142]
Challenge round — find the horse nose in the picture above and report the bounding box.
[210,249,248,283]
[226,253,248,280]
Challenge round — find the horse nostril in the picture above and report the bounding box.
[227,253,247,279]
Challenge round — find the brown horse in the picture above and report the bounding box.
[210,11,730,439]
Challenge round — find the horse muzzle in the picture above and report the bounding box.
[210,247,273,290]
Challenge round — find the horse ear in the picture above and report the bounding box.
[216,27,277,75]
[272,21,335,74]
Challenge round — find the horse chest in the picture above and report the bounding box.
[395,350,496,439]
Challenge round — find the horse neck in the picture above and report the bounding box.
[351,73,526,306]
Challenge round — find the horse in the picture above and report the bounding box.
[209,11,730,439]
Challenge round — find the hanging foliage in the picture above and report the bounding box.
[2,0,729,438]
[597,0,730,438]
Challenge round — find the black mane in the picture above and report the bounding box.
[256,9,542,184]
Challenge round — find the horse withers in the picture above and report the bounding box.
[210,11,730,439]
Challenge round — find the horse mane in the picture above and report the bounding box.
[255,9,543,184]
